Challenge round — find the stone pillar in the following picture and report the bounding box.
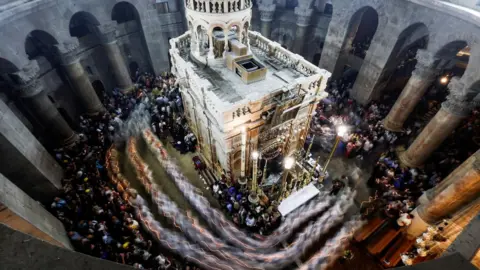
[293,6,313,55]
[99,24,134,92]
[12,61,77,145]
[399,94,474,168]
[407,150,480,238]
[55,42,105,115]
[0,99,63,204]
[419,151,477,205]
[384,50,438,131]
[259,3,276,39]
[315,0,327,13]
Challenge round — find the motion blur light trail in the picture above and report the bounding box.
[107,102,364,270]
[128,136,357,269]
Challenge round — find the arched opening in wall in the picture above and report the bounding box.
[196,25,209,56]
[69,11,101,39]
[313,53,321,65]
[331,6,378,90]
[212,26,225,58]
[25,30,59,68]
[376,23,429,104]
[405,40,471,129]
[92,80,106,103]
[285,0,298,10]
[111,2,153,73]
[57,107,76,129]
[324,3,333,15]
[129,61,139,79]
[229,25,240,44]
[344,6,378,59]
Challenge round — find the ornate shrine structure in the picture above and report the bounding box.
[169,0,331,184]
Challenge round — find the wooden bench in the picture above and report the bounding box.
[366,226,402,255]
[354,216,387,242]
[380,237,415,268]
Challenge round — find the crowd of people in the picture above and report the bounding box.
[350,38,371,58]
[49,71,198,269]
[209,180,282,235]
[310,73,478,222]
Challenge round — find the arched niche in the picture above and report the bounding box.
[25,30,59,67]
[343,6,379,59]
[111,2,153,73]
[69,11,101,38]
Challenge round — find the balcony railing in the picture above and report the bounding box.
[185,0,251,13]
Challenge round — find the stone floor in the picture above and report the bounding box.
[309,138,385,207]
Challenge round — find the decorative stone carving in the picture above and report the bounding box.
[441,93,475,117]
[294,7,313,27]
[11,60,43,98]
[259,4,276,22]
[415,49,437,67]
[473,154,480,172]
[54,42,80,65]
[98,23,118,44]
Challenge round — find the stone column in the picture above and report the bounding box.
[384,50,438,131]
[55,42,105,115]
[99,24,134,92]
[0,99,64,203]
[12,61,77,145]
[418,151,477,205]
[407,150,480,238]
[399,94,475,168]
[315,0,327,13]
[259,3,276,39]
[293,6,313,55]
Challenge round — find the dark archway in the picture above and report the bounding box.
[377,23,429,100]
[25,30,59,65]
[324,3,333,15]
[346,6,379,59]
[313,53,321,65]
[69,11,101,38]
[111,2,153,73]
[0,58,19,75]
[92,80,106,102]
[332,6,379,87]
[129,61,139,78]
[435,41,469,78]
[112,1,139,23]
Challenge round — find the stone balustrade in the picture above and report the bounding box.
[185,0,251,13]
[248,31,327,79]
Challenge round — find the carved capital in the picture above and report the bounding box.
[11,61,43,98]
[294,7,313,26]
[54,42,80,65]
[441,94,475,117]
[415,49,437,67]
[98,23,118,44]
[259,4,276,22]
[473,152,480,172]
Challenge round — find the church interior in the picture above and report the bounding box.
[0,0,479,269]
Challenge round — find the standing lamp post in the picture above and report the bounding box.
[305,134,315,160]
[248,151,260,204]
[239,126,248,186]
[280,156,295,200]
[321,125,348,182]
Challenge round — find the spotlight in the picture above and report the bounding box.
[440,76,449,85]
